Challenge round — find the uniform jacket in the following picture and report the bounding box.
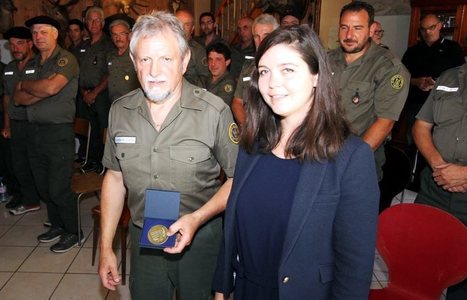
[417,63,467,165]
[213,136,380,299]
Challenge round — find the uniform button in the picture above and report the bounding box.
[282,276,289,283]
[154,174,158,179]
[188,156,194,162]
[153,148,157,152]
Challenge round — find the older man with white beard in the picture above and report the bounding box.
[98,11,238,300]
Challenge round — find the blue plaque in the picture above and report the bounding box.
[140,189,180,249]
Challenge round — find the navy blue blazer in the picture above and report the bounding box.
[213,136,380,299]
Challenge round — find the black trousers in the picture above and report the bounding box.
[129,217,222,300]
[86,90,110,164]
[10,120,40,206]
[27,123,78,234]
[0,115,20,197]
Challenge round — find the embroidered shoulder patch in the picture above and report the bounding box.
[224,84,233,93]
[228,123,240,144]
[57,57,68,67]
[390,74,404,90]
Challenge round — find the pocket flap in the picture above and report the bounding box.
[170,146,212,164]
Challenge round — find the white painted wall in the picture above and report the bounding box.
[375,14,411,58]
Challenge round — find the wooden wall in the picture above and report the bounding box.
[0,0,196,36]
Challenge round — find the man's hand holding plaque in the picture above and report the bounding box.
[140,189,180,249]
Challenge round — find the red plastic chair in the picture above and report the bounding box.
[370,203,467,300]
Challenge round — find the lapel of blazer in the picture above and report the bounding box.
[280,160,328,264]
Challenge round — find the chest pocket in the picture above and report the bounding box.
[116,144,142,177]
[433,90,463,126]
[344,81,372,106]
[170,145,213,192]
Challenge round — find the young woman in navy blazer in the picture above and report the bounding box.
[213,25,379,300]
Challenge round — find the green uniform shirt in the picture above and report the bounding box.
[234,57,255,102]
[103,79,239,227]
[184,39,210,86]
[78,35,113,88]
[26,46,78,124]
[68,39,86,63]
[107,48,140,103]
[329,42,410,178]
[230,42,255,81]
[201,71,236,106]
[416,64,467,165]
[3,55,36,120]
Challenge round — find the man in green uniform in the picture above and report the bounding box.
[328,1,409,180]
[202,42,236,106]
[99,11,238,300]
[230,16,255,80]
[194,12,227,48]
[2,27,41,215]
[15,16,80,253]
[67,19,86,60]
[107,17,139,103]
[231,14,279,127]
[67,18,88,165]
[79,6,114,174]
[413,63,467,299]
[0,43,18,206]
[176,9,210,86]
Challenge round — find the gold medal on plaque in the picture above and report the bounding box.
[147,224,169,245]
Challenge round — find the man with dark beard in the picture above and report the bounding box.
[328,1,409,184]
[2,27,41,215]
[194,12,227,48]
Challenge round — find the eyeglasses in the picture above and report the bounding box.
[87,18,102,24]
[111,32,130,38]
[420,22,439,32]
[374,30,384,36]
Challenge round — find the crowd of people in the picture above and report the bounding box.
[0,1,465,299]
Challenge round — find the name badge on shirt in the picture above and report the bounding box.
[242,76,251,82]
[115,136,136,144]
[80,49,86,53]
[25,69,35,74]
[436,85,459,92]
[4,71,13,75]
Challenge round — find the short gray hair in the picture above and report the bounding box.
[85,6,105,24]
[130,11,189,59]
[109,19,131,32]
[252,13,279,32]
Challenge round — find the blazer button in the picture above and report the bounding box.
[282,276,289,283]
